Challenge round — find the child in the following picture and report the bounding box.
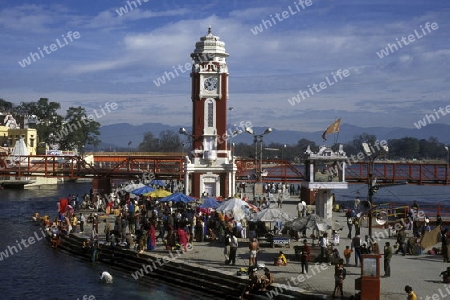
[343,245,353,266]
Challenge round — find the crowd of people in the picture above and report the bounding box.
[39,185,438,299]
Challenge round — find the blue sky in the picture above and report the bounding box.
[1,0,449,135]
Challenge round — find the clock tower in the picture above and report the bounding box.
[183,26,236,198]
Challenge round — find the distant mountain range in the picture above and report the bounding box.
[96,122,450,149]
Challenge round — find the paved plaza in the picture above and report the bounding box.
[176,197,448,300]
[78,196,448,299]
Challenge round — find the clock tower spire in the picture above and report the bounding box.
[182,27,236,198]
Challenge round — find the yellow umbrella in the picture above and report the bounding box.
[143,189,172,198]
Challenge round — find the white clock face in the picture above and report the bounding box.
[203,77,218,91]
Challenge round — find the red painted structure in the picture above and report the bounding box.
[0,154,449,186]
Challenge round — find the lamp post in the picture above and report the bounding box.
[362,142,388,239]
[179,127,196,150]
[281,144,286,183]
[445,146,449,184]
[246,127,272,200]
[227,129,242,159]
[367,159,375,239]
[180,142,185,157]
[445,146,449,165]
[179,128,196,195]
[245,127,272,182]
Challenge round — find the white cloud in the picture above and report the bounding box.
[1,1,449,134]
[0,4,69,33]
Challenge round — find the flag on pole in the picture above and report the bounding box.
[322,118,341,140]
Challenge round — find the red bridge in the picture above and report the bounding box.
[0,154,449,186]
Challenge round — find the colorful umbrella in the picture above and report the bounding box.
[199,197,221,209]
[123,183,145,193]
[131,185,155,195]
[143,189,172,198]
[150,179,166,186]
[159,192,195,203]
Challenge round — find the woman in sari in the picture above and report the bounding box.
[147,219,157,251]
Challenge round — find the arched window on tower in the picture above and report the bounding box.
[203,99,217,162]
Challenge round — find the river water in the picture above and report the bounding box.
[0,182,213,300]
[1,182,449,300]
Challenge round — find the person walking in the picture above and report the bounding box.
[301,200,307,217]
[351,234,362,267]
[319,233,328,263]
[277,194,282,208]
[346,209,353,239]
[71,215,78,233]
[343,246,352,267]
[383,242,392,277]
[227,231,239,265]
[301,239,310,274]
[79,213,85,234]
[297,200,304,218]
[241,218,247,239]
[395,228,406,256]
[224,230,231,264]
[332,259,346,298]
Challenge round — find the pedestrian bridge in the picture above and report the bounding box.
[0,153,448,186]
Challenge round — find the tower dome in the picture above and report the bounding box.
[191,26,229,62]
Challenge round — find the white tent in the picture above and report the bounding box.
[251,208,294,223]
[215,198,249,221]
[10,138,29,164]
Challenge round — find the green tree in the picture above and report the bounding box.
[0,98,14,112]
[296,138,319,159]
[387,137,420,159]
[138,132,160,152]
[158,130,182,152]
[56,107,101,153]
[15,98,63,143]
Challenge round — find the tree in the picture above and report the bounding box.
[296,138,319,159]
[0,98,14,112]
[159,130,182,152]
[138,132,160,152]
[15,98,63,143]
[55,107,101,153]
[387,137,420,159]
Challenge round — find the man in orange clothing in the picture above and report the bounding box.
[343,246,353,266]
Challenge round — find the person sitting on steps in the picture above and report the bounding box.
[274,251,288,266]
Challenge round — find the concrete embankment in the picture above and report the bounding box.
[46,231,248,299]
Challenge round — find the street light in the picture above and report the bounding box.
[445,146,449,184]
[281,144,287,182]
[362,142,388,239]
[226,129,242,156]
[445,146,449,164]
[179,127,196,146]
[246,127,272,184]
[180,142,185,156]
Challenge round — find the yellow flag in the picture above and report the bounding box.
[322,118,341,140]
